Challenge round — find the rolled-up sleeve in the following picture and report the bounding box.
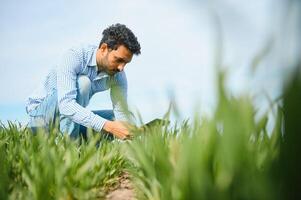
[56,49,107,131]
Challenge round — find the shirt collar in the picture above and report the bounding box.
[88,48,98,67]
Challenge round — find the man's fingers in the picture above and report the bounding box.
[112,129,124,139]
[111,127,130,140]
[103,120,134,140]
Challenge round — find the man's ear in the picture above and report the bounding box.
[99,43,108,52]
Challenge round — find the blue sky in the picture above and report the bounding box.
[0,0,299,126]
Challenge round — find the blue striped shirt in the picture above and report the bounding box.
[26,44,128,132]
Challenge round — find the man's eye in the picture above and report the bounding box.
[116,59,123,63]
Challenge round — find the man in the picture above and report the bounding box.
[26,23,141,139]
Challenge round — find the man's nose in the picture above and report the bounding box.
[117,64,125,72]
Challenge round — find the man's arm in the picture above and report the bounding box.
[56,49,108,132]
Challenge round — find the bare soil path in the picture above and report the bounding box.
[105,172,136,200]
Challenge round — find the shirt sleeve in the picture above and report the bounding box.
[56,49,107,132]
[110,71,130,121]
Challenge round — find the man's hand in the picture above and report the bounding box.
[103,120,131,140]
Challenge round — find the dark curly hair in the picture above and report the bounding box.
[99,23,141,55]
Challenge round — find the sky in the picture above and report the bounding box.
[0,0,300,126]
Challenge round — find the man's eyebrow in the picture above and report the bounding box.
[115,56,125,61]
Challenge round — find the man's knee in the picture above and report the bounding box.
[77,75,91,98]
[77,75,91,95]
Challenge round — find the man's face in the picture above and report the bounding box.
[98,44,133,76]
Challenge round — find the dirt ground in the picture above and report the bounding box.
[105,172,136,200]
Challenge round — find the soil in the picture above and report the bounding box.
[105,172,136,200]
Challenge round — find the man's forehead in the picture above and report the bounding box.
[116,45,132,53]
[114,46,133,60]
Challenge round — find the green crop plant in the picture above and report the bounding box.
[0,123,127,199]
[124,68,300,200]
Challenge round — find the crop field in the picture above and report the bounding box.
[1,71,301,200]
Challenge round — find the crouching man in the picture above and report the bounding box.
[26,23,141,140]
